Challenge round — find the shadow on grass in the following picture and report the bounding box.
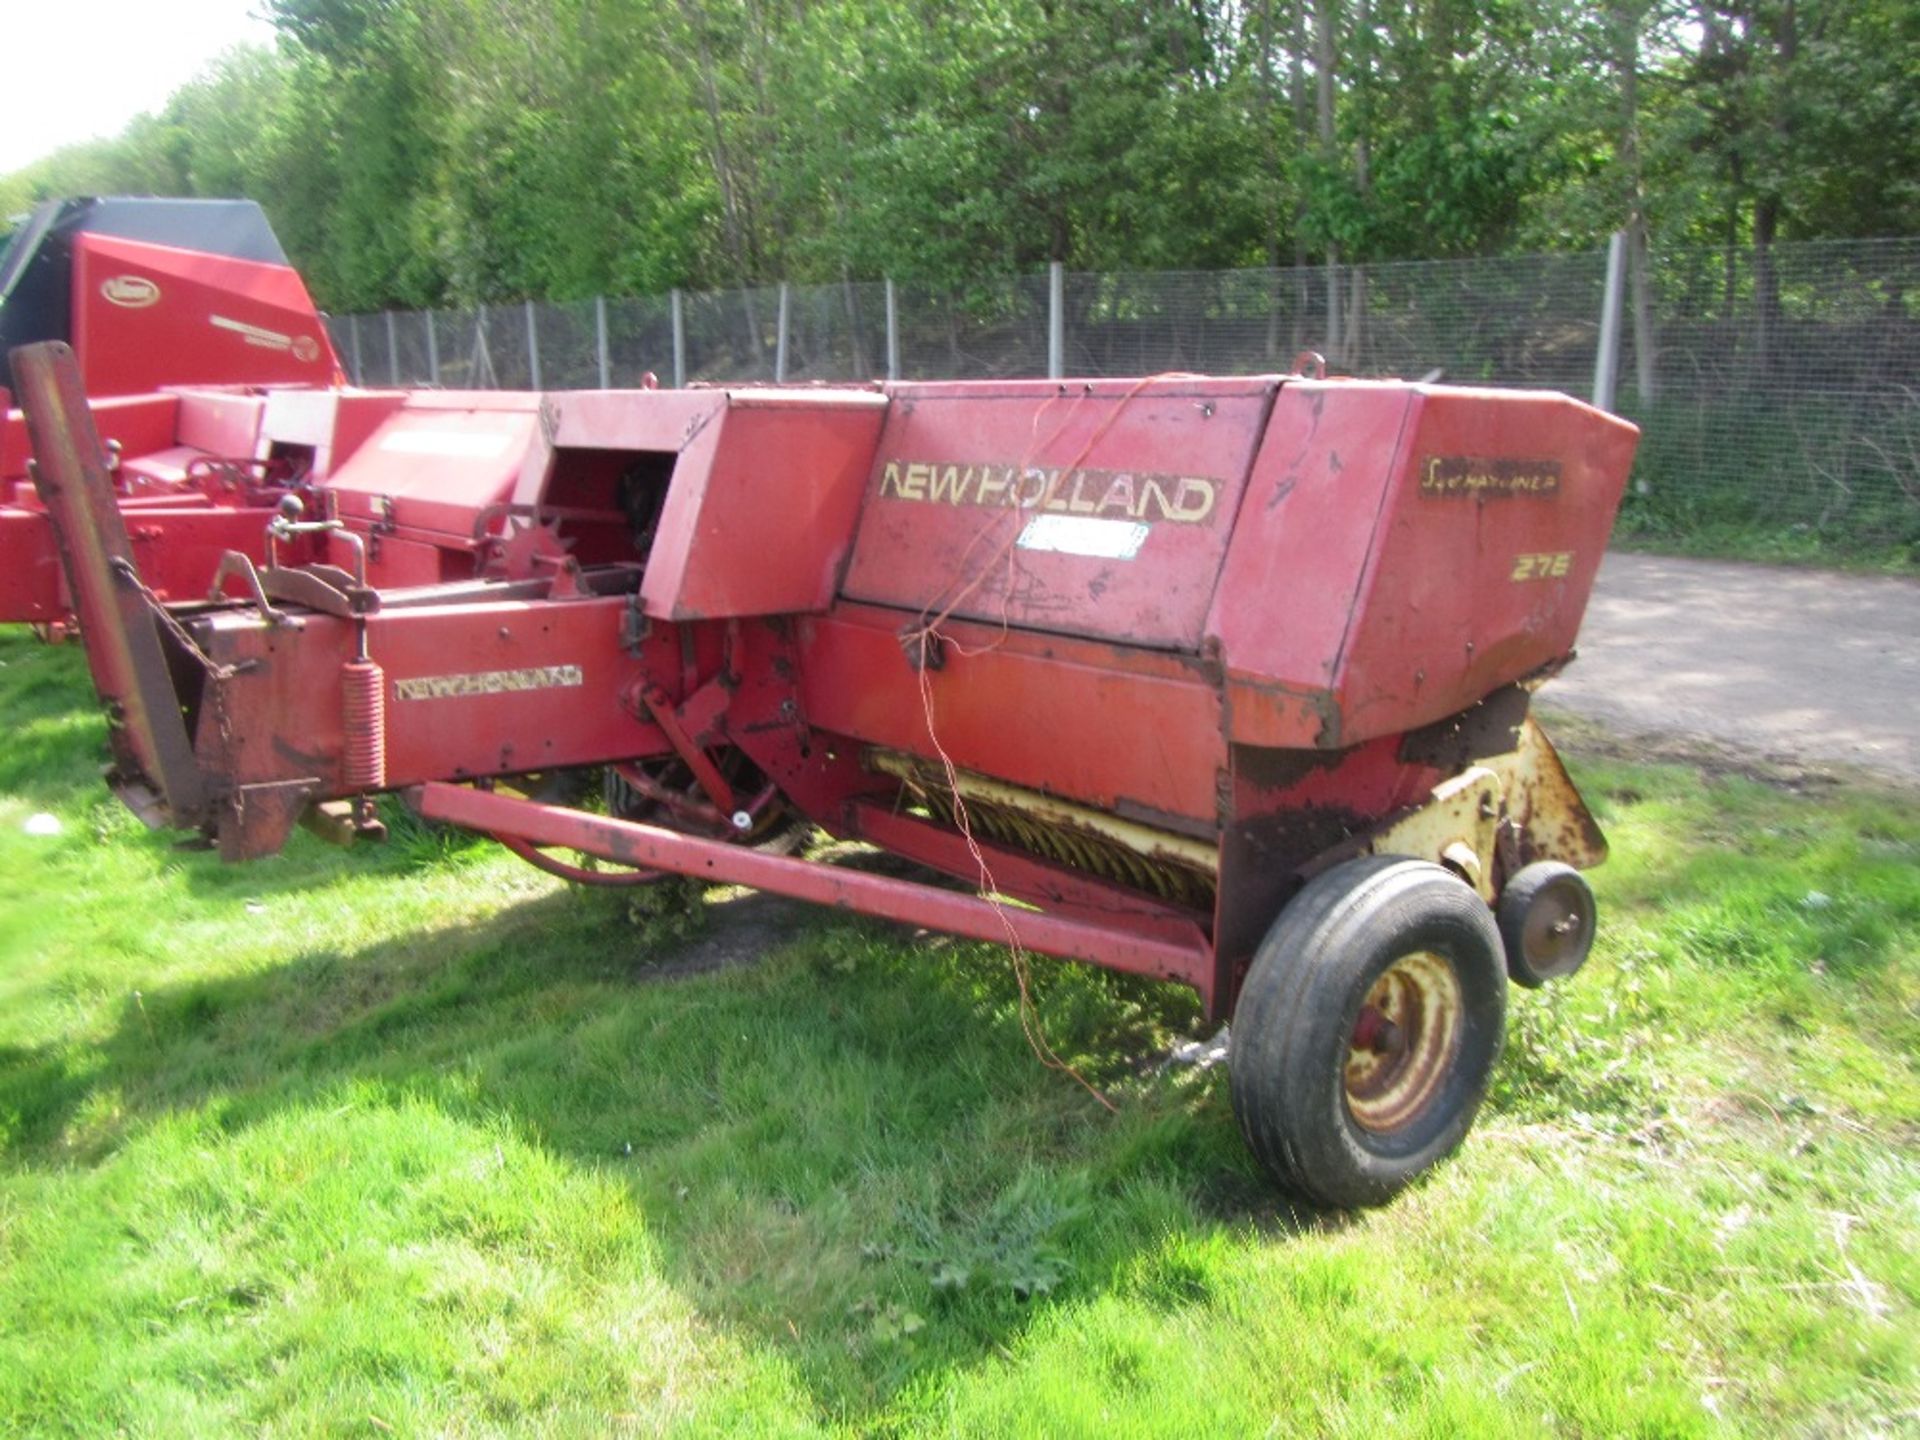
[0,854,1321,1425]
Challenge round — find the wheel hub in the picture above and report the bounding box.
[1344,949,1465,1135]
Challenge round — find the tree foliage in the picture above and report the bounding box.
[2,0,1913,312]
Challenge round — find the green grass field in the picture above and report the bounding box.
[0,629,1915,1437]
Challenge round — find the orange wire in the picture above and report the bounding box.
[901,373,1203,1109]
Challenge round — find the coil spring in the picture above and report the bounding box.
[341,658,387,792]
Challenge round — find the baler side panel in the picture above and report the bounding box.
[4,394,183,488]
[0,509,61,620]
[324,403,542,544]
[257,389,410,479]
[170,389,268,458]
[71,235,339,395]
[641,395,889,620]
[193,594,675,797]
[797,605,1226,827]
[1207,382,1410,747]
[1334,389,1640,740]
[842,379,1276,649]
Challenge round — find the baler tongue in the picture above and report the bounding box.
[9,341,210,829]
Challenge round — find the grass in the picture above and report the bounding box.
[0,628,1915,1437]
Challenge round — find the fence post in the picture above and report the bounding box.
[474,304,495,389]
[1593,230,1627,413]
[425,310,440,386]
[348,314,363,385]
[775,282,791,382]
[1048,262,1065,379]
[525,299,543,389]
[671,289,686,389]
[885,278,900,382]
[595,296,611,389]
[384,311,400,385]
[1628,226,1657,404]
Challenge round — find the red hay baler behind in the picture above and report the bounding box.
[13,339,1638,1208]
[0,198,354,629]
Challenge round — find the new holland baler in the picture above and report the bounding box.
[13,339,1637,1207]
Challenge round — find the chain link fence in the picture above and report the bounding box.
[328,238,1919,556]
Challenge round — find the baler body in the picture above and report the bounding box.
[14,343,1638,1205]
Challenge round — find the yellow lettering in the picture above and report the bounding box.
[1014,468,1051,508]
[1168,476,1217,523]
[902,463,930,499]
[1137,477,1175,522]
[880,461,905,498]
[1067,471,1098,514]
[929,465,969,503]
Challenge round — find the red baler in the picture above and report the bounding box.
[13,339,1636,1206]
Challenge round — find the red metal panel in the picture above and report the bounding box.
[257,389,409,479]
[123,506,279,604]
[1207,382,1410,748]
[638,391,889,620]
[329,532,470,587]
[118,446,207,491]
[4,393,182,484]
[324,400,541,543]
[842,378,1275,649]
[169,388,267,458]
[193,593,660,792]
[71,235,338,396]
[0,509,61,621]
[1335,387,1639,736]
[1208,381,1637,749]
[798,603,1226,827]
[520,388,725,482]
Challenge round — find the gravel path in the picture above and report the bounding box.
[1541,551,1920,784]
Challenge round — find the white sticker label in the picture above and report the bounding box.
[1015,513,1150,560]
[210,313,295,350]
[377,429,515,458]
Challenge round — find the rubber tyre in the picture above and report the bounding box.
[1229,855,1507,1209]
[1496,861,1597,988]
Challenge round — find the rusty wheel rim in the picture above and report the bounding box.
[1344,950,1465,1136]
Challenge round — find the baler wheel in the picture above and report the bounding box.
[1496,862,1597,988]
[1229,856,1506,1209]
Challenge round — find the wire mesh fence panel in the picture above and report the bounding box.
[352,314,395,389]
[890,276,1051,380]
[676,287,774,383]
[326,236,1917,554]
[1064,269,1308,377]
[417,309,481,388]
[386,311,435,385]
[472,304,535,390]
[322,316,354,380]
[779,281,890,382]
[529,300,602,389]
[1352,251,1606,391]
[603,294,678,388]
[1616,237,1920,551]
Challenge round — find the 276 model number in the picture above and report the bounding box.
[1511,551,1573,581]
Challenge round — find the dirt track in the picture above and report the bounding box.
[1540,551,1920,785]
